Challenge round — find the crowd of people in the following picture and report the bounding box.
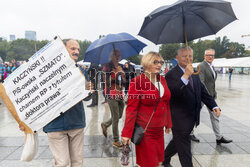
[87,46,231,167]
[0,59,28,82]
[13,39,233,167]
[0,59,20,82]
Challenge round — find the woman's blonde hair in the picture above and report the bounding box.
[141,51,164,70]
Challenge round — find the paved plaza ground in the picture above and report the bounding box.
[0,74,250,167]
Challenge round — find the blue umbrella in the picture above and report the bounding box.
[84,32,147,64]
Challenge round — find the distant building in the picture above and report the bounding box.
[25,31,36,41]
[9,35,16,41]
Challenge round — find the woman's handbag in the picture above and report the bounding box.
[131,123,145,145]
[131,81,161,145]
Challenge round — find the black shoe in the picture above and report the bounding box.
[190,135,200,142]
[87,103,97,107]
[216,137,232,145]
[83,93,92,101]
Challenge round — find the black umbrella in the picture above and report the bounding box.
[138,0,237,45]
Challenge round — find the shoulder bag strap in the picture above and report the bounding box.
[143,81,161,132]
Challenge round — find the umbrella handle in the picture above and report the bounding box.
[185,21,199,75]
[193,66,200,75]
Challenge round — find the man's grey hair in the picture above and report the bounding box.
[63,39,75,46]
[177,46,193,55]
[204,48,215,55]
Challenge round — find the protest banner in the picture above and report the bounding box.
[0,36,89,133]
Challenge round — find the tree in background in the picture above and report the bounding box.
[0,39,91,62]
[78,40,92,61]
[246,50,250,56]
[36,40,50,52]
[0,40,10,62]
[223,42,245,58]
[0,36,247,64]
[159,43,181,61]
[8,39,37,61]
[190,40,214,62]
[159,36,247,63]
[212,36,230,58]
[127,54,142,65]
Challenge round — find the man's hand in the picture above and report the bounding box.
[213,108,221,117]
[19,124,25,132]
[79,64,86,70]
[183,64,194,80]
[165,128,171,134]
[85,82,94,91]
[122,137,131,145]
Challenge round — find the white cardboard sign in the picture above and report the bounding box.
[2,37,88,132]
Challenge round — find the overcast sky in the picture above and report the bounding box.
[1,0,250,54]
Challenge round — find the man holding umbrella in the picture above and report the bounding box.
[137,1,237,166]
[84,33,146,148]
[163,46,221,167]
[101,49,125,148]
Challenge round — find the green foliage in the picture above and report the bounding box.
[126,54,142,65]
[0,41,10,62]
[246,50,250,56]
[223,42,246,58]
[8,39,36,61]
[212,36,230,58]
[36,40,49,51]
[190,39,214,62]
[78,40,91,61]
[0,39,91,62]
[0,36,247,64]
[159,36,248,62]
[159,43,181,61]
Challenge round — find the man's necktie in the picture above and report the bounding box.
[212,66,215,71]
[212,66,216,78]
[189,76,194,90]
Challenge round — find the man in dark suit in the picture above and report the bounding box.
[163,46,221,167]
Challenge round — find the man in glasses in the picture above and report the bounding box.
[190,49,232,144]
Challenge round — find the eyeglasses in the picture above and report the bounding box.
[153,60,164,65]
[205,54,214,57]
